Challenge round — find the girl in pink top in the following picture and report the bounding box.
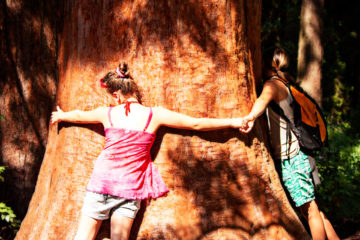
[51,63,244,240]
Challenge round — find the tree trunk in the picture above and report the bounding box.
[0,0,59,218]
[297,0,324,106]
[16,1,310,239]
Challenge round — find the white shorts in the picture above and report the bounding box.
[81,191,141,220]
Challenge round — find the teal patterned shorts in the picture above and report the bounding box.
[281,151,315,207]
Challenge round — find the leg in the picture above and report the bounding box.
[109,199,140,240]
[282,152,326,239]
[110,214,134,240]
[299,200,326,240]
[74,213,102,240]
[320,211,340,240]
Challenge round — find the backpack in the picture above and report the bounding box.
[268,76,328,153]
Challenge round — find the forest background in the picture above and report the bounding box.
[261,0,360,238]
[1,0,359,239]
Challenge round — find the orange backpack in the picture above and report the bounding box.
[269,77,328,152]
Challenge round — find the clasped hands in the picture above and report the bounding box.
[237,116,255,133]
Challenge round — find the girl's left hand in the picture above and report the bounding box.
[51,106,64,124]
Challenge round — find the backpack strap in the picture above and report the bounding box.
[267,74,291,119]
[285,121,291,158]
[269,101,292,158]
[108,106,114,127]
[307,155,321,186]
[143,107,153,131]
[267,76,292,158]
[266,75,290,87]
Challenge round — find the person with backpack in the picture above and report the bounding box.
[239,47,339,240]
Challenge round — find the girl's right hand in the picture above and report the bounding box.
[51,106,64,124]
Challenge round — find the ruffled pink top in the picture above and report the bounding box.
[86,106,169,199]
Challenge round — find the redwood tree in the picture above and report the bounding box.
[297,0,324,105]
[15,1,310,239]
[0,0,59,218]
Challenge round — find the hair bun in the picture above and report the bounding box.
[118,62,131,78]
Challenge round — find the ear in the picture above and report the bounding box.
[112,91,121,104]
[112,91,119,98]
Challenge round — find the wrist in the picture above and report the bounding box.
[60,111,69,121]
[247,114,256,121]
[229,118,235,128]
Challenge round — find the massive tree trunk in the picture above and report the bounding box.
[297,0,324,105]
[16,1,310,239]
[0,0,59,218]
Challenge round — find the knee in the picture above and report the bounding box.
[111,229,127,240]
[308,201,320,216]
[111,221,132,240]
[300,200,320,220]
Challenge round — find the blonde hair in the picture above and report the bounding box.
[263,47,294,82]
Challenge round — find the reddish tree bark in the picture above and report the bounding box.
[297,0,324,106]
[16,1,310,239]
[0,0,59,218]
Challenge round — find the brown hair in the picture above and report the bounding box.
[101,63,142,103]
[262,47,295,83]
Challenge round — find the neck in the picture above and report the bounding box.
[123,97,138,103]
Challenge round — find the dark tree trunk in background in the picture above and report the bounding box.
[297,0,324,106]
[15,1,310,239]
[0,0,59,218]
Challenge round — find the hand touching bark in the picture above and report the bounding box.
[51,106,64,124]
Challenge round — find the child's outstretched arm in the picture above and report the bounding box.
[239,81,278,133]
[151,106,244,131]
[51,106,107,124]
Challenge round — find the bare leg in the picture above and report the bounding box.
[74,213,102,240]
[320,211,340,240]
[299,200,326,240]
[110,214,135,240]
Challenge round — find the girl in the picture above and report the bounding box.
[51,63,244,240]
[239,47,339,240]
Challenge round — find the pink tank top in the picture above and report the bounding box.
[86,106,169,199]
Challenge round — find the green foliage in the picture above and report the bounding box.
[316,123,360,224]
[321,2,360,125]
[0,203,20,228]
[0,117,20,239]
[0,167,20,239]
[0,167,4,183]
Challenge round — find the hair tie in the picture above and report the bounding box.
[99,78,108,88]
[116,67,126,78]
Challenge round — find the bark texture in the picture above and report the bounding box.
[0,0,59,218]
[16,1,310,239]
[297,0,324,105]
